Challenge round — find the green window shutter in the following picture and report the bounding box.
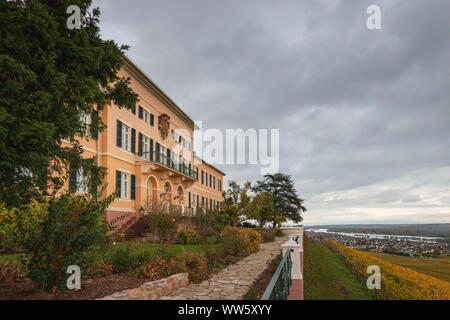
[156,142,160,162]
[150,114,154,126]
[138,106,143,119]
[138,132,143,156]
[116,170,121,198]
[188,192,191,208]
[150,139,154,161]
[69,168,77,191]
[131,128,136,153]
[91,110,99,140]
[167,148,171,167]
[116,120,122,148]
[130,174,136,200]
[131,105,136,115]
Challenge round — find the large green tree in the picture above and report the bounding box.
[221,180,251,226]
[252,173,306,226]
[0,0,138,207]
[247,193,284,227]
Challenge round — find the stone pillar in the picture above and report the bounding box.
[284,227,304,300]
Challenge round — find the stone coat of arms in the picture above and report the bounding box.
[158,114,171,140]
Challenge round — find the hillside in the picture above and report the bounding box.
[308,223,450,238]
[366,252,450,283]
[325,240,450,300]
[303,237,374,300]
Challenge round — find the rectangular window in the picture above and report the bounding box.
[121,172,129,199]
[193,193,197,207]
[76,168,87,194]
[70,167,87,194]
[142,135,150,160]
[139,106,154,126]
[121,124,130,151]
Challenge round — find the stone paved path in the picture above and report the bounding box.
[159,231,295,300]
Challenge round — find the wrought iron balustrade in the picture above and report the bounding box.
[261,248,293,300]
[141,151,198,180]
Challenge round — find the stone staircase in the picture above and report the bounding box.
[117,216,141,240]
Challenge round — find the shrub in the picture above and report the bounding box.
[221,226,262,256]
[256,227,275,243]
[273,227,284,237]
[85,263,113,279]
[136,256,177,281]
[175,251,209,283]
[0,260,27,283]
[191,209,230,238]
[7,193,117,291]
[0,201,44,254]
[201,245,225,266]
[143,212,179,243]
[221,226,249,256]
[247,229,263,253]
[176,230,200,245]
[108,242,153,273]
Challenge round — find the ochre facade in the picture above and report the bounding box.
[65,56,225,228]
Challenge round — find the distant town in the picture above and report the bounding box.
[305,229,449,257]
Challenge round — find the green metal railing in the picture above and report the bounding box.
[261,248,293,300]
[141,151,198,180]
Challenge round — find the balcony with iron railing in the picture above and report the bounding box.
[141,151,198,181]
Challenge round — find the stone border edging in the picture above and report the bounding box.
[97,273,189,300]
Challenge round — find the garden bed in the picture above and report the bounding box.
[0,274,148,300]
[243,253,281,299]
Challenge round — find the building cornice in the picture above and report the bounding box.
[121,55,195,131]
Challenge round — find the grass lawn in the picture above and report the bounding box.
[303,240,374,300]
[366,252,450,283]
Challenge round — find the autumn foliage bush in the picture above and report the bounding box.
[136,256,177,281]
[0,260,27,283]
[324,240,450,300]
[176,229,200,244]
[175,251,209,283]
[221,226,262,256]
[255,227,276,242]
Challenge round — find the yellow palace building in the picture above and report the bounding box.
[64,56,225,231]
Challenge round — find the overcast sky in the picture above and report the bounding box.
[93,0,450,225]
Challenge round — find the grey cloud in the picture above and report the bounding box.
[94,0,450,224]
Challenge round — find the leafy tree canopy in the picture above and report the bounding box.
[0,0,138,207]
[247,193,284,227]
[252,173,306,225]
[221,180,251,226]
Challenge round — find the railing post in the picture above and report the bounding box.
[282,227,304,300]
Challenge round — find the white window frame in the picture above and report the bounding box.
[75,168,88,195]
[142,134,150,160]
[121,124,130,152]
[121,172,130,199]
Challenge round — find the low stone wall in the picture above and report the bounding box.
[97,273,189,300]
